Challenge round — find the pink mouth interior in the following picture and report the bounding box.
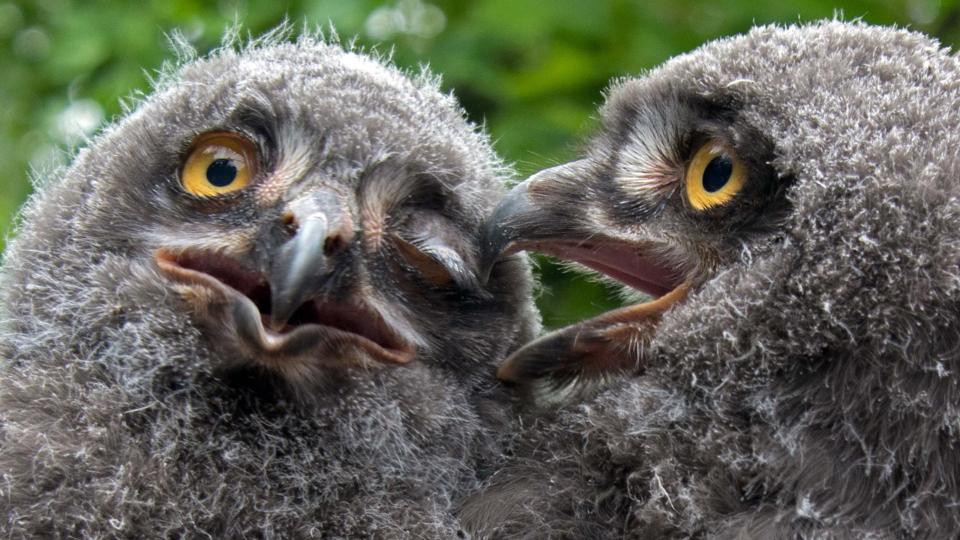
[174,251,272,312]
[287,301,401,352]
[166,251,407,354]
[522,240,683,298]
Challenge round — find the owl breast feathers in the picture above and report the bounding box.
[0,34,538,537]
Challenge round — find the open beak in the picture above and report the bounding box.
[480,162,692,398]
[155,191,416,372]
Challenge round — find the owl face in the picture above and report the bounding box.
[476,80,791,396]
[477,22,960,402]
[52,40,535,390]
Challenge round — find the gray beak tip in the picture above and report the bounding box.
[268,296,295,331]
[478,181,538,285]
[481,159,590,285]
[268,215,332,330]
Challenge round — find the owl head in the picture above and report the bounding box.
[1,33,540,400]
[479,21,960,406]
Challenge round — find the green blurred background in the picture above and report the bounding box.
[2,0,958,328]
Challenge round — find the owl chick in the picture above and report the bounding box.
[465,21,960,538]
[0,33,538,537]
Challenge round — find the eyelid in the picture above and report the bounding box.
[401,176,451,210]
[390,234,482,292]
[392,236,454,285]
[202,145,244,162]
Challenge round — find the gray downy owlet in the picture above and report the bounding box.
[0,32,539,538]
[464,21,960,538]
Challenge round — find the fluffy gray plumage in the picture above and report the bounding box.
[463,21,960,538]
[0,33,539,537]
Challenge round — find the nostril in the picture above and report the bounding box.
[324,233,346,257]
[281,211,298,235]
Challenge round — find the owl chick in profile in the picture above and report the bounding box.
[0,32,538,537]
[464,22,960,538]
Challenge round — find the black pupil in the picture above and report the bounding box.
[206,159,238,187]
[702,154,733,193]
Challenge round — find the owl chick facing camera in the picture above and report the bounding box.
[0,30,539,538]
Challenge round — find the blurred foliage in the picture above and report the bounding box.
[1,0,958,328]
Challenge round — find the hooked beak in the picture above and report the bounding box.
[479,161,596,283]
[269,211,333,331]
[480,161,693,402]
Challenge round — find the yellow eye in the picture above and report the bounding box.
[685,142,746,210]
[181,132,258,197]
